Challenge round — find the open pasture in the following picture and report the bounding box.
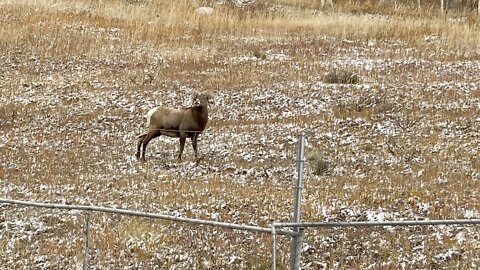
[1,0,479,268]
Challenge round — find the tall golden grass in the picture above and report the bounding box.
[1,0,478,60]
[1,0,479,268]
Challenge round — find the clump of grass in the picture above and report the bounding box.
[322,68,360,84]
[307,151,334,176]
[1,0,480,268]
[252,47,267,59]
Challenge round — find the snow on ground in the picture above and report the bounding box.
[1,24,479,269]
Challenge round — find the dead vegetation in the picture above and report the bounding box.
[322,68,360,84]
[0,0,479,269]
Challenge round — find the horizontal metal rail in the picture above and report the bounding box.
[274,219,480,228]
[138,128,204,134]
[0,198,297,236]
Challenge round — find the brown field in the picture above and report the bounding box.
[1,0,479,269]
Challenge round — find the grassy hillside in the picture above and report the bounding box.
[1,0,479,268]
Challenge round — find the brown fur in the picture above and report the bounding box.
[136,91,214,163]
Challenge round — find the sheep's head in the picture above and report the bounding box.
[192,91,214,106]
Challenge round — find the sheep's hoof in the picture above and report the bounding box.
[140,158,147,163]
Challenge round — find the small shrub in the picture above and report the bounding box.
[322,68,360,84]
[307,151,334,176]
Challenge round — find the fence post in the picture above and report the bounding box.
[290,131,305,270]
[271,222,277,270]
[83,212,91,270]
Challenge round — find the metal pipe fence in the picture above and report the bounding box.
[274,219,480,228]
[0,198,296,237]
[2,198,480,269]
[2,129,479,269]
[290,131,306,270]
[0,198,296,269]
[272,218,480,270]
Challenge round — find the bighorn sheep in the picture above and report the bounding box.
[136,91,214,163]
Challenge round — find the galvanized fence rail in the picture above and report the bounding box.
[283,131,480,270]
[274,219,480,228]
[0,198,296,236]
[0,198,297,269]
[273,219,480,270]
[2,131,480,270]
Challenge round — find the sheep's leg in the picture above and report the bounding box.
[178,132,187,161]
[141,131,161,162]
[136,133,147,160]
[191,133,198,161]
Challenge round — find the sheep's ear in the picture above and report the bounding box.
[192,92,199,102]
[205,91,215,104]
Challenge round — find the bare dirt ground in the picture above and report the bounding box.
[1,0,479,269]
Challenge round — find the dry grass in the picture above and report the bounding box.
[1,0,479,269]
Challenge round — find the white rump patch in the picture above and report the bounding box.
[145,107,158,126]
